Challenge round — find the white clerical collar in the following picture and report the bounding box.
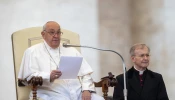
[134,65,145,75]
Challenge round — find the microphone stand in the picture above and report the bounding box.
[63,44,127,100]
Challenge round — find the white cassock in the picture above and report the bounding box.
[18,41,104,100]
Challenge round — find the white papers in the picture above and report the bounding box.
[58,56,83,79]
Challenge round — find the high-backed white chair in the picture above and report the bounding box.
[12,27,116,100]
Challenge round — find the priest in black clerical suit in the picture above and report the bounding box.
[113,44,169,100]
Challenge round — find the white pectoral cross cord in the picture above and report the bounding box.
[43,42,61,70]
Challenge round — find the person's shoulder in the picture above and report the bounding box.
[147,69,163,79]
[116,73,124,83]
[116,67,134,77]
[25,43,43,54]
[62,46,80,54]
[116,73,123,78]
[148,69,161,76]
[63,46,77,51]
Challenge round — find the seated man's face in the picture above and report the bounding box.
[131,46,150,69]
[42,22,61,48]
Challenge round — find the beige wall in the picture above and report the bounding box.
[98,0,174,99]
[0,0,174,99]
[98,0,132,95]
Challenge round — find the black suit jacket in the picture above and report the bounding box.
[113,67,169,100]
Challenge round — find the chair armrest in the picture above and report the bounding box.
[18,77,43,100]
[94,72,117,100]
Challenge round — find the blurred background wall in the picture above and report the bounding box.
[0,0,174,99]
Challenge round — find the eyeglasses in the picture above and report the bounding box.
[44,30,63,36]
[134,54,150,58]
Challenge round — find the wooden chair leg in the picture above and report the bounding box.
[102,83,108,100]
[32,85,37,100]
[29,76,43,100]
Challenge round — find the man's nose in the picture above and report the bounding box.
[143,55,149,59]
[53,33,59,37]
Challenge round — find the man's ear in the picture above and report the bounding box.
[41,31,45,37]
[131,56,135,62]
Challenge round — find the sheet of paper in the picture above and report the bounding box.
[58,56,83,79]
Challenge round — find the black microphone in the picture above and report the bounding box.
[63,43,128,100]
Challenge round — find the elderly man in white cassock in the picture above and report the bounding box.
[18,21,104,100]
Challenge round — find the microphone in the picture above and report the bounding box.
[63,43,128,100]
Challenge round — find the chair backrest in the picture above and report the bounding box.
[12,27,80,100]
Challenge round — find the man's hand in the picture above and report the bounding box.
[82,90,91,100]
[50,70,62,82]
